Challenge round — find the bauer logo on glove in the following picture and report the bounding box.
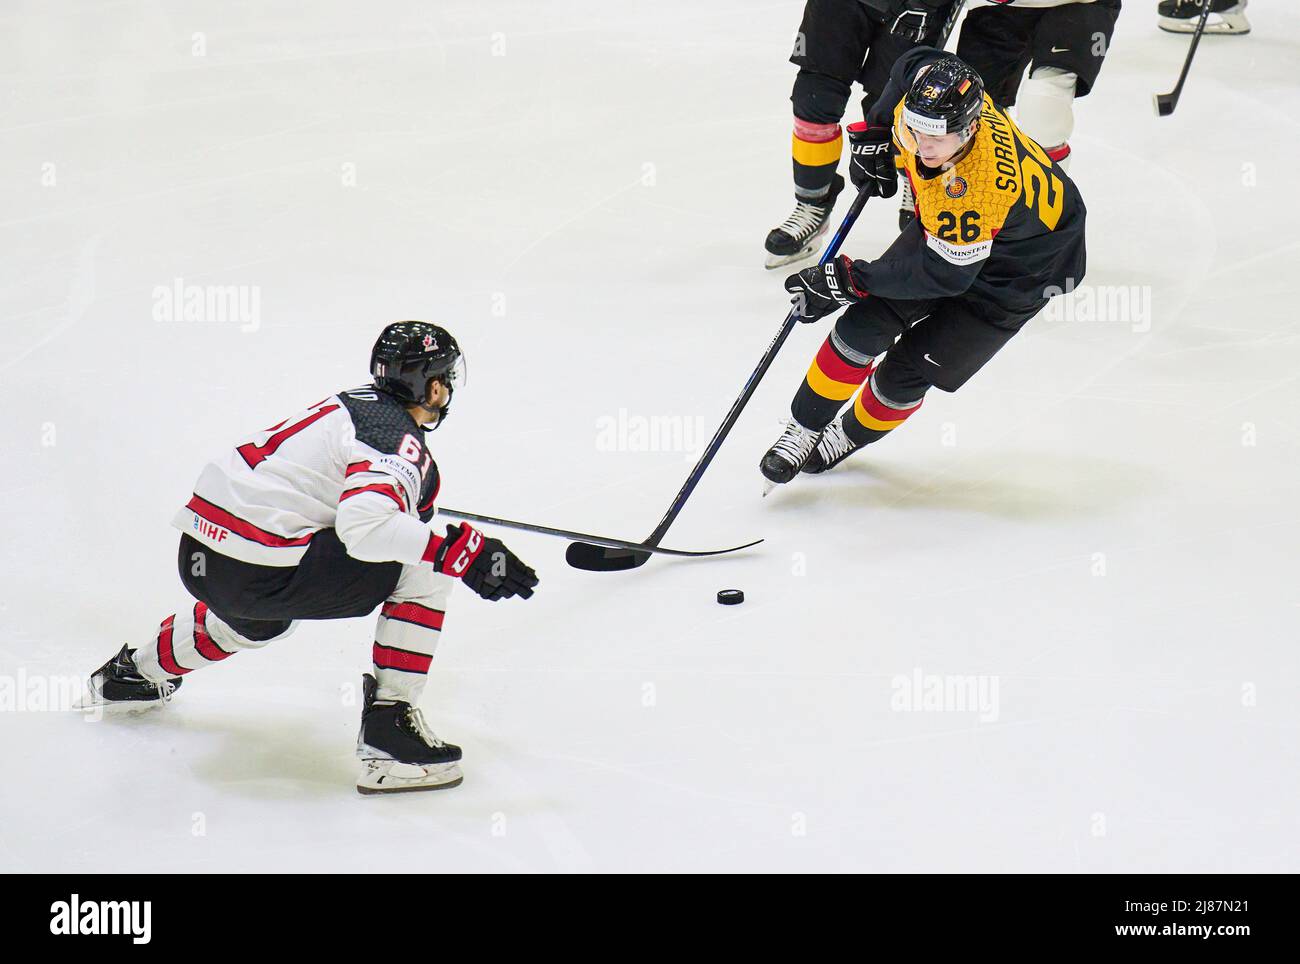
[847,122,899,199]
[784,255,868,323]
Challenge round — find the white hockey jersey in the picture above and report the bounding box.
[172,387,443,568]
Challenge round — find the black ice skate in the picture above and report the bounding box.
[355,673,463,795]
[764,175,845,269]
[82,644,181,712]
[801,417,863,475]
[760,418,822,492]
[1158,0,1250,35]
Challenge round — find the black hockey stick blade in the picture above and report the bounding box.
[565,542,652,572]
[1154,2,1212,117]
[565,535,764,572]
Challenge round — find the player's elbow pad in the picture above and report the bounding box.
[335,496,398,562]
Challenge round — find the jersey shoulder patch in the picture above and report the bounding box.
[338,387,425,458]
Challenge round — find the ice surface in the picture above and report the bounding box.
[1,1,1297,872]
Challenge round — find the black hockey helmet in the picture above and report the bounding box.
[370,321,465,430]
[898,56,985,147]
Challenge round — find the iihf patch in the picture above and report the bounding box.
[422,334,436,351]
[945,176,968,199]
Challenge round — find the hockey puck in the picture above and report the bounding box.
[716,589,745,606]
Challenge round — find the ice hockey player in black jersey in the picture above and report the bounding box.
[85,322,539,795]
[766,0,961,267]
[760,48,1086,487]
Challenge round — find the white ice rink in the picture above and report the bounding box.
[2,1,1297,873]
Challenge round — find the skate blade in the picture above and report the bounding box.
[1158,16,1249,34]
[761,479,777,498]
[356,760,463,795]
[764,220,830,270]
[74,689,168,715]
[764,244,822,270]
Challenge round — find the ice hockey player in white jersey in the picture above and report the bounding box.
[84,322,539,795]
[948,0,1121,182]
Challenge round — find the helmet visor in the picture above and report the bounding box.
[894,111,973,164]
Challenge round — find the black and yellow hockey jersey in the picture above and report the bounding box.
[853,47,1087,312]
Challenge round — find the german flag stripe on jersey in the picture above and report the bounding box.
[804,337,871,402]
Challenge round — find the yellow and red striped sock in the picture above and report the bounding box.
[792,118,842,201]
[791,332,872,430]
[846,370,924,444]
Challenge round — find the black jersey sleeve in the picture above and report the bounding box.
[849,218,983,301]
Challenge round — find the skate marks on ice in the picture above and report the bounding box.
[768,451,1163,523]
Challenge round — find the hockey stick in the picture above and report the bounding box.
[936,0,967,50]
[565,185,874,573]
[1155,1,1214,116]
[439,507,762,559]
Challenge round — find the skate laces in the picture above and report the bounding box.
[817,421,854,462]
[772,420,818,463]
[778,201,828,240]
[405,707,445,748]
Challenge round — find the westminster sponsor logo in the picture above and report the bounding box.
[50,894,151,944]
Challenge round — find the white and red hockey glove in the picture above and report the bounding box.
[426,522,538,601]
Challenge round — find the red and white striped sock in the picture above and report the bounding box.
[133,602,282,683]
[372,566,455,705]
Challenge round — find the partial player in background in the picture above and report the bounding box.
[766,0,960,268]
[951,0,1120,186]
[1158,0,1249,35]
[84,322,539,795]
[760,48,1087,486]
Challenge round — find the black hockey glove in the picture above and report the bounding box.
[784,255,867,323]
[432,522,539,601]
[847,122,898,198]
[890,8,930,44]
